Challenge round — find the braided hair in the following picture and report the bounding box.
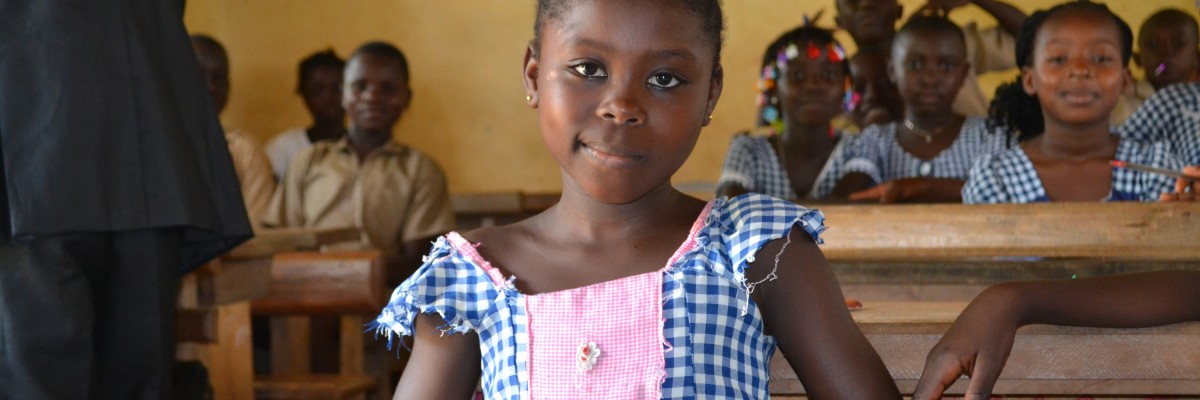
[987,1,1133,142]
[755,25,850,130]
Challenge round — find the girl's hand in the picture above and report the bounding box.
[912,285,1022,400]
[848,178,964,203]
[1159,166,1200,202]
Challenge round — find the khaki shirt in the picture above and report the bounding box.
[225,129,275,229]
[955,22,1017,118]
[263,139,455,259]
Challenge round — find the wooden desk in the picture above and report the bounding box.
[769,301,1200,396]
[176,228,359,400]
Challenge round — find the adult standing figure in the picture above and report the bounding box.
[0,1,253,399]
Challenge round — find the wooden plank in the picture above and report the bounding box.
[252,251,386,315]
[769,302,1200,396]
[175,307,217,344]
[193,258,271,307]
[817,202,1200,261]
[226,227,361,260]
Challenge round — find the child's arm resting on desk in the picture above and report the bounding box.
[393,313,482,400]
[913,271,1200,400]
[750,228,902,399]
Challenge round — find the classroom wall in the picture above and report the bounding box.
[184,0,1195,194]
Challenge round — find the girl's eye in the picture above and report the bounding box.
[1092,54,1113,64]
[905,60,922,71]
[939,61,957,71]
[648,73,682,88]
[571,62,607,78]
[1047,56,1066,65]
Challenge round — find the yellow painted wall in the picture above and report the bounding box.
[184,0,1195,194]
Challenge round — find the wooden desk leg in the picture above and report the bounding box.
[183,302,253,400]
[270,316,313,374]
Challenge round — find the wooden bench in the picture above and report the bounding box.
[769,301,1200,397]
[175,228,360,400]
[250,251,387,400]
[450,195,1200,396]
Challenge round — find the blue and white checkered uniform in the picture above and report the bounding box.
[962,137,1183,203]
[1118,82,1200,165]
[716,132,850,199]
[371,193,825,399]
[811,117,1012,196]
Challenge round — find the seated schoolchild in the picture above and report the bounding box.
[964,3,1197,204]
[263,41,454,284]
[817,14,1011,203]
[1112,8,1200,123]
[267,49,347,181]
[1119,82,1200,166]
[716,25,854,200]
[191,34,275,227]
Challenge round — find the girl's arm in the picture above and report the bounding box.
[913,271,1200,400]
[393,313,482,400]
[831,172,875,198]
[847,177,966,203]
[751,228,901,399]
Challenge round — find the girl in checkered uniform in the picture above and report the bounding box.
[715,25,856,202]
[370,1,902,399]
[963,1,1199,204]
[818,14,1013,203]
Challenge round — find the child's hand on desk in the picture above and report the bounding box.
[1159,166,1200,202]
[912,287,1021,400]
[848,178,963,203]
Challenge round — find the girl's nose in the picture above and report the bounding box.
[597,84,646,125]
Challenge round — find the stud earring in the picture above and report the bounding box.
[525,95,532,102]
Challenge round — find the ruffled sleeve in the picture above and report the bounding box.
[370,235,502,349]
[712,193,825,275]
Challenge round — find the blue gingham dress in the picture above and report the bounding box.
[371,193,826,399]
[1118,82,1200,165]
[962,137,1183,203]
[716,132,850,199]
[811,117,1011,196]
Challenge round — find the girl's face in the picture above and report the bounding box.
[1022,9,1132,129]
[524,0,722,204]
[778,51,846,127]
[890,30,967,116]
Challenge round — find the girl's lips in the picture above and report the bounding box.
[1060,90,1098,105]
[580,142,642,169]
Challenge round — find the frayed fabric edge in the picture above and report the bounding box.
[735,208,826,316]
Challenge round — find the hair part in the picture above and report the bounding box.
[987,0,1133,142]
[531,0,725,64]
[349,41,410,83]
[297,49,345,94]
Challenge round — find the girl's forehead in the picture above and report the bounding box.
[1038,10,1121,44]
[542,0,715,59]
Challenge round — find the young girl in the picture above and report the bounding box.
[963,1,1194,203]
[716,25,855,200]
[816,14,1011,203]
[370,1,900,398]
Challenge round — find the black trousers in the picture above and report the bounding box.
[0,230,180,400]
